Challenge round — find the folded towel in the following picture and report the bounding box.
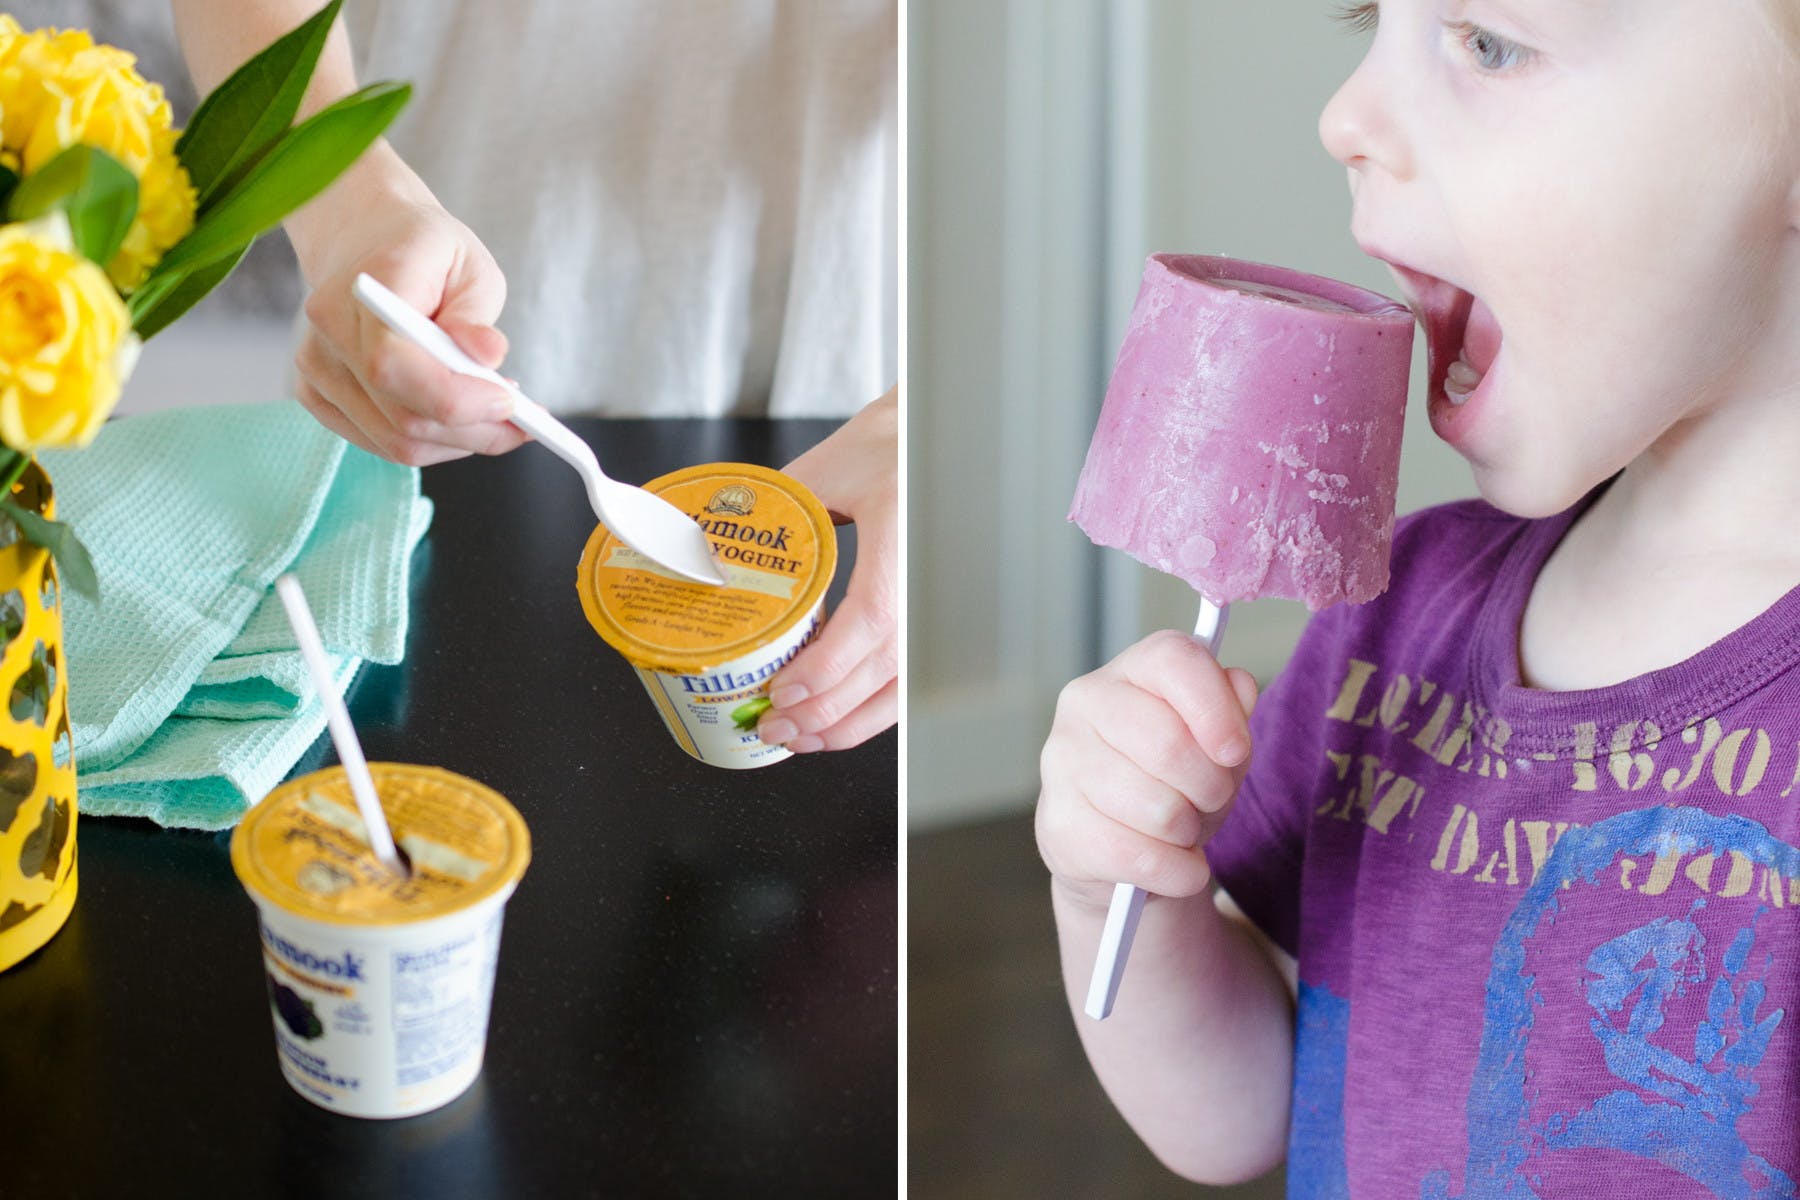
[40,402,432,830]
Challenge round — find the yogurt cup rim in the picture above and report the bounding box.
[231,763,530,929]
[577,461,837,672]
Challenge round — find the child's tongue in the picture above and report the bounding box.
[1462,296,1502,374]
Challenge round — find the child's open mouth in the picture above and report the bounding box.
[1380,261,1503,436]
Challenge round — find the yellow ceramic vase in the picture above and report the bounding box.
[0,463,77,972]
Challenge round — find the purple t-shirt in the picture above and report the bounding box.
[1207,496,1800,1198]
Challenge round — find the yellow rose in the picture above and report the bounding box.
[0,20,196,290]
[0,214,138,451]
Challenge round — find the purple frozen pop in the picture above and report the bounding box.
[1071,253,1414,610]
[1072,254,1414,1019]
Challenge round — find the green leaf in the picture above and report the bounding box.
[0,504,97,602]
[6,145,138,266]
[0,164,17,212]
[125,267,184,325]
[146,80,409,283]
[176,0,343,210]
[130,244,248,340]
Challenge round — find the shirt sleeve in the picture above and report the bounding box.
[1206,600,1360,957]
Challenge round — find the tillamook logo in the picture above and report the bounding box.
[677,618,821,693]
[262,921,366,981]
[693,485,804,575]
[706,485,757,516]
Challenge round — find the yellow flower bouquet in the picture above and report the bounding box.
[0,0,407,592]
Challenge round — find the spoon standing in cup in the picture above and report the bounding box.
[274,574,407,877]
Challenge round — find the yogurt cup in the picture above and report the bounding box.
[230,764,531,1119]
[576,462,837,769]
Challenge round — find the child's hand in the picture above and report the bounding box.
[1036,630,1259,911]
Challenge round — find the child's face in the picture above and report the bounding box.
[1321,0,1800,517]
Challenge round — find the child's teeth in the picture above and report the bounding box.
[1444,352,1481,406]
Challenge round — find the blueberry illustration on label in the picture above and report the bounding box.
[267,975,324,1040]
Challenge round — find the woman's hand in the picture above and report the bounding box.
[759,387,900,753]
[286,148,527,466]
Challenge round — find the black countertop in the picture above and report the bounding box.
[0,419,898,1198]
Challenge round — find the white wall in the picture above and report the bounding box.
[906,0,1109,828]
[119,313,298,416]
[908,0,1476,830]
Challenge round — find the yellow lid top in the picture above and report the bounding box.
[576,462,837,672]
[230,764,531,927]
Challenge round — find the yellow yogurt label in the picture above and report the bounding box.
[577,463,836,673]
[231,764,530,927]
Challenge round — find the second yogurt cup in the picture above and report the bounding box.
[230,764,530,1119]
[576,462,837,768]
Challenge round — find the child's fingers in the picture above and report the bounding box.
[1113,629,1254,768]
[1072,726,1209,850]
[1078,675,1241,819]
[1224,667,1261,788]
[1036,787,1215,899]
[1037,639,1259,901]
[1225,666,1260,719]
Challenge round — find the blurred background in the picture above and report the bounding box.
[907,2,1474,1195]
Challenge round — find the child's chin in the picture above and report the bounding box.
[1468,461,1595,521]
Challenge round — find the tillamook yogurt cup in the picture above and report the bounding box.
[576,462,837,769]
[230,764,531,1119]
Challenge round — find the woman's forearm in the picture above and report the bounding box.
[166,0,433,278]
[169,0,357,114]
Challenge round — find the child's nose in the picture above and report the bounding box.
[1319,52,1412,183]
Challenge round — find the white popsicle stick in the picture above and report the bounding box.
[1084,597,1230,1020]
[274,574,407,877]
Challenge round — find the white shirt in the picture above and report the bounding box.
[346,0,896,417]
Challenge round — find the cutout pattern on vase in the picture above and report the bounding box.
[0,464,78,972]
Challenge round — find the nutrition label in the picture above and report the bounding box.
[391,916,499,1088]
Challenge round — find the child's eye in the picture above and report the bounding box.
[1451,20,1533,72]
[1333,2,1379,35]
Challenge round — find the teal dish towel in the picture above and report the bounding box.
[40,402,432,831]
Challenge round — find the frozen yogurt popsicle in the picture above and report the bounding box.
[1070,254,1414,610]
[1070,255,1414,1020]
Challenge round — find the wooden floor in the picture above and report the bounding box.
[909,811,1285,1199]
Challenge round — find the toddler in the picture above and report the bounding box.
[1037,1,1800,1194]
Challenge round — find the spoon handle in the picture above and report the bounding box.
[351,273,603,480]
[351,273,506,387]
[505,394,603,480]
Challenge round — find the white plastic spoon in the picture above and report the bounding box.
[1085,597,1229,1020]
[351,273,726,587]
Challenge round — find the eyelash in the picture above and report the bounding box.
[1333,2,1379,34]
[1331,3,1533,74]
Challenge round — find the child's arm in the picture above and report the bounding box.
[1038,631,1295,1184]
